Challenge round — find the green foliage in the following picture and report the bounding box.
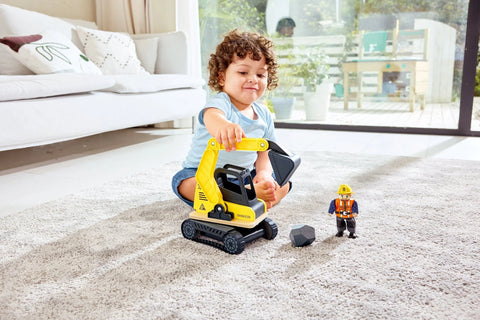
[297,0,335,35]
[198,0,266,82]
[270,40,301,98]
[272,38,330,94]
[291,51,329,92]
[199,0,472,98]
[199,0,265,38]
[272,64,299,98]
[264,96,275,113]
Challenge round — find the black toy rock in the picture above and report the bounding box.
[289,224,315,247]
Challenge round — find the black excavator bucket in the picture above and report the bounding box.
[267,140,301,187]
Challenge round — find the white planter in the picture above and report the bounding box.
[272,96,296,120]
[304,82,333,121]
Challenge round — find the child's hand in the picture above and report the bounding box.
[203,108,246,151]
[214,123,246,152]
[253,172,278,189]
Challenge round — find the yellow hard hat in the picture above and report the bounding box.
[337,184,353,195]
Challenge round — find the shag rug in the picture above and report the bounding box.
[1,151,479,320]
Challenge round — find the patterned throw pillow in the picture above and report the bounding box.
[0,31,102,75]
[76,26,148,75]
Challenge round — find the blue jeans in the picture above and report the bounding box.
[171,167,198,207]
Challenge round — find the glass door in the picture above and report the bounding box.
[198,0,478,135]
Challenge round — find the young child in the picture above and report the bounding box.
[172,29,291,209]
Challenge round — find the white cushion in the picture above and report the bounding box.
[134,37,158,74]
[101,74,205,93]
[76,26,148,75]
[0,32,102,75]
[0,74,115,101]
[0,4,83,75]
[0,45,33,75]
[0,5,78,38]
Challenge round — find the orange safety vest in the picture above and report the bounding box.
[335,198,355,218]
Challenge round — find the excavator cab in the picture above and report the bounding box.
[215,165,263,210]
[181,138,301,254]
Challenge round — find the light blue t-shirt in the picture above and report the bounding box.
[182,92,276,170]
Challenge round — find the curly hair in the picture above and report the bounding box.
[207,29,278,92]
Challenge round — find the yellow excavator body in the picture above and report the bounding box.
[191,138,269,228]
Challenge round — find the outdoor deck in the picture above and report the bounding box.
[277,97,480,131]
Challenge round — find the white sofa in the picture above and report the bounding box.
[0,4,206,151]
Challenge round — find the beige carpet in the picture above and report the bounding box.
[1,152,479,320]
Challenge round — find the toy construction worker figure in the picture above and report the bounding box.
[328,184,358,239]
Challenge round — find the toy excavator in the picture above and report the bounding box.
[181,137,301,254]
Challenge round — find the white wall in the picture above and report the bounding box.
[0,0,95,21]
[0,0,176,32]
[151,0,176,33]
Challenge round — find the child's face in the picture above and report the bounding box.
[219,54,268,110]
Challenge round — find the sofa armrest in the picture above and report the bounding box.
[131,31,189,75]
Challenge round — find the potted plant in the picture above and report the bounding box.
[292,51,333,121]
[270,64,300,120]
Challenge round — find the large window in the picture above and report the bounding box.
[199,0,479,136]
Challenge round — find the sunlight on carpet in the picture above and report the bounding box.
[1,153,479,319]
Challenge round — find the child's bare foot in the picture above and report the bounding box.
[254,180,277,208]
